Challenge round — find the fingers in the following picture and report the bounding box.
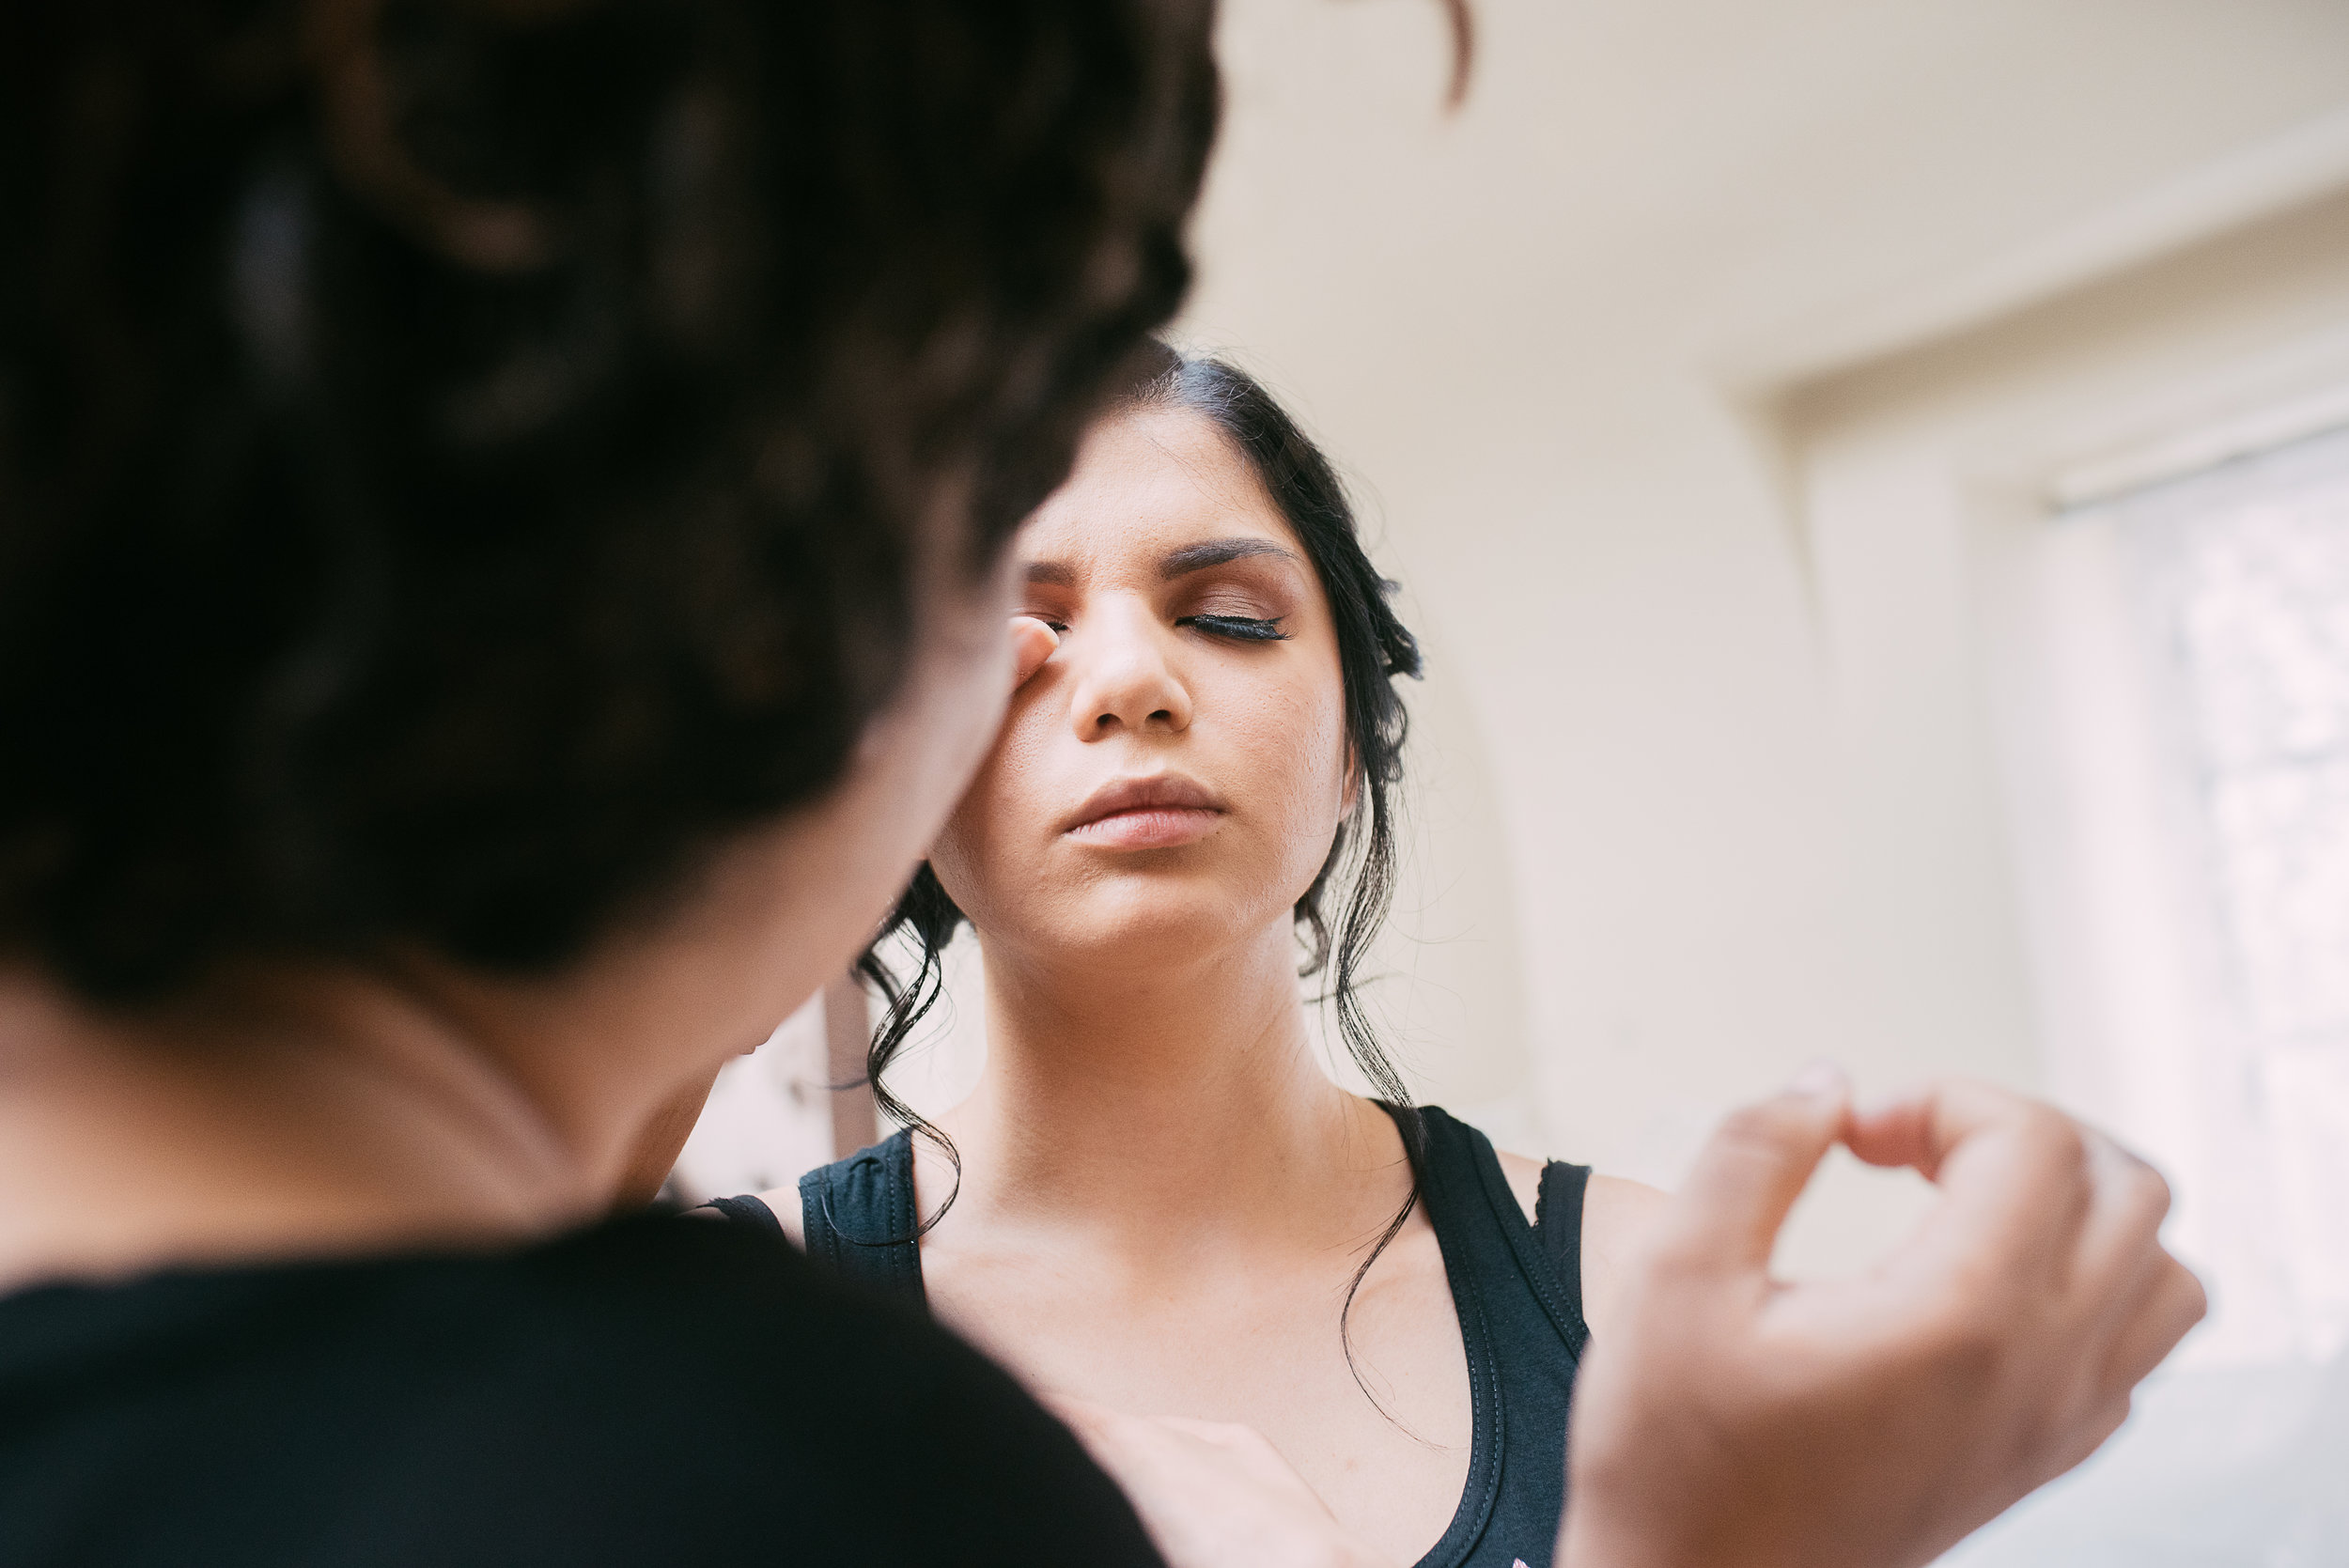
[2039,1390,2135,1485]
[1842,1082,1939,1173]
[1011,614,1059,689]
[1850,1082,2201,1460]
[1658,1063,1850,1275]
[1851,1079,2091,1294]
[2013,1138,2199,1482]
[2066,1130,2171,1310]
[2098,1250,2207,1391]
[1846,1077,2056,1184]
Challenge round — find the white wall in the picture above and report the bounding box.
[1788,184,2349,1329]
[1167,0,2349,1268]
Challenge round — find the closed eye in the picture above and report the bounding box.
[1177,613,1289,643]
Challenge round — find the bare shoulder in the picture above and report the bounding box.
[757,1186,805,1247]
[1579,1175,1668,1340]
[1488,1150,1668,1343]
[1579,1175,1669,1260]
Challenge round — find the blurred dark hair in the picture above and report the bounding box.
[855,347,1427,1399]
[0,0,1216,999]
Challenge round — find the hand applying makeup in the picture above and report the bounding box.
[1011,614,1060,691]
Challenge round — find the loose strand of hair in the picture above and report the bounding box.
[1326,775,1435,1435]
[843,880,965,1242]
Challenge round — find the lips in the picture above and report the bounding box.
[1063,773,1227,849]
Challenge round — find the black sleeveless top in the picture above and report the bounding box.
[723,1105,1590,1568]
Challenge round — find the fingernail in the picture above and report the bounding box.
[1788,1059,1846,1098]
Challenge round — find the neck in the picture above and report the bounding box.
[0,965,605,1296]
[941,921,1400,1246]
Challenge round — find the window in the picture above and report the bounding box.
[2049,421,2349,1365]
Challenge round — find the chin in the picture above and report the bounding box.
[1041,879,1287,969]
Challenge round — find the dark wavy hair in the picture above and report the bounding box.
[855,346,1427,1401]
[0,0,1216,1000]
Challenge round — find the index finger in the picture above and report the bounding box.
[1011,614,1059,689]
[1848,1078,2085,1188]
[1848,1078,2092,1291]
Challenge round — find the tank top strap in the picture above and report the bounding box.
[1535,1160,1592,1330]
[797,1127,927,1311]
[1410,1106,1590,1358]
[1404,1106,1592,1568]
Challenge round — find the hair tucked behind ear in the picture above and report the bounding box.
[855,347,1429,1413]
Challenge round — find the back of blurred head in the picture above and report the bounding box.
[0,0,1217,1003]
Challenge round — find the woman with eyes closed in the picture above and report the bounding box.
[712,346,1668,1568]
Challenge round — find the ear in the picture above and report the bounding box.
[1339,738,1361,817]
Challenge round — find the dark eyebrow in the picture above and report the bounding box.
[1023,560,1077,586]
[1158,537,1299,580]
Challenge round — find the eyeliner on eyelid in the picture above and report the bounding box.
[1177,613,1290,643]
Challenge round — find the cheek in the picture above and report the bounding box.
[1226,667,1352,887]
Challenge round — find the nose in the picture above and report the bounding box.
[1064,598,1193,740]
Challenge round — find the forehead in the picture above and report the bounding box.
[1020,405,1294,567]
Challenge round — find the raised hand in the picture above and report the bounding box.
[1557,1071,2204,1568]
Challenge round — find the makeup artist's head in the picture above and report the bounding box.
[868,349,1422,1110]
[0,1,1213,1181]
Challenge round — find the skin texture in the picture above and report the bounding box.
[769,405,1665,1566]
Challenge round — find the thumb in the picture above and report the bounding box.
[1010,614,1059,690]
[1661,1063,1850,1275]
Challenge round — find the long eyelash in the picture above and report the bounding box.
[1176,613,1290,643]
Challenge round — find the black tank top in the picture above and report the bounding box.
[729,1105,1590,1568]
